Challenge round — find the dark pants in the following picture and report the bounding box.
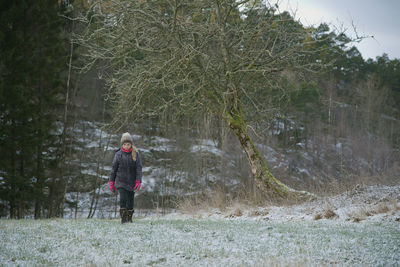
[119,188,135,210]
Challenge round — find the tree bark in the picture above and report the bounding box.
[225,110,312,200]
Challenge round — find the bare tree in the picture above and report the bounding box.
[76,0,340,198]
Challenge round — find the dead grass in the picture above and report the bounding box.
[178,196,204,214]
[178,181,278,214]
[250,209,269,217]
[226,207,243,218]
[345,206,369,222]
[305,171,399,197]
[177,174,399,220]
[344,200,399,222]
[324,208,337,219]
[313,213,322,220]
[178,185,231,214]
[313,208,338,220]
[370,200,399,215]
[210,188,228,212]
[373,202,390,214]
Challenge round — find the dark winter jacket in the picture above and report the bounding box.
[109,148,142,191]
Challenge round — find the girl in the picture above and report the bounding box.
[109,132,142,223]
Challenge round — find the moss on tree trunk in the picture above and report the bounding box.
[225,110,312,200]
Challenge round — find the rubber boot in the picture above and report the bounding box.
[127,209,134,223]
[120,208,127,224]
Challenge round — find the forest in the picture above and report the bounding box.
[1,0,399,219]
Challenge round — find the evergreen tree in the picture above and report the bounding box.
[0,0,67,218]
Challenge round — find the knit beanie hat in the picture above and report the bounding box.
[120,132,133,146]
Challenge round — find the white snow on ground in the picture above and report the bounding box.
[147,144,175,152]
[256,144,278,163]
[80,169,97,176]
[0,216,399,266]
[85,141,101,148]
[169,185,400,223]
[105,145,120,151]
[151,136,171,144]
[190,145,222,157]
[102,165,112,172]
[131,134,142,140]
[142,166,152,173]
[0,185,399,266]
[190,139,223,157]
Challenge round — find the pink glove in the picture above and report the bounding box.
[134,180,141,191]
[109,181,116,192]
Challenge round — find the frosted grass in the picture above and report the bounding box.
[0,218,399,266]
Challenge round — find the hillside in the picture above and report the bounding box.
[61,120,399,219]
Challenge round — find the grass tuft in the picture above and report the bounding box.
[324,208,337,219]
[314,213,322,220]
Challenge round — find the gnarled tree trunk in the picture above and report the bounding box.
[225,110,312,200]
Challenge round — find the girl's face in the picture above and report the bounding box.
[122,142,132,150]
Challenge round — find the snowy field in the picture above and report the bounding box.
[1,217,399,266]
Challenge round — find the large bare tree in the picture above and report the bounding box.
[77,0,334,198]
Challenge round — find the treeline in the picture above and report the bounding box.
[0,0,105,219]
[0,1,399,218]
[274,33,400,181]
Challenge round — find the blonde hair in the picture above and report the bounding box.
[131,146,137,161]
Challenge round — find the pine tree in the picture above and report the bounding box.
[0,0,67,218]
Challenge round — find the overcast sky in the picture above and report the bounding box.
[278,0,400,60]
